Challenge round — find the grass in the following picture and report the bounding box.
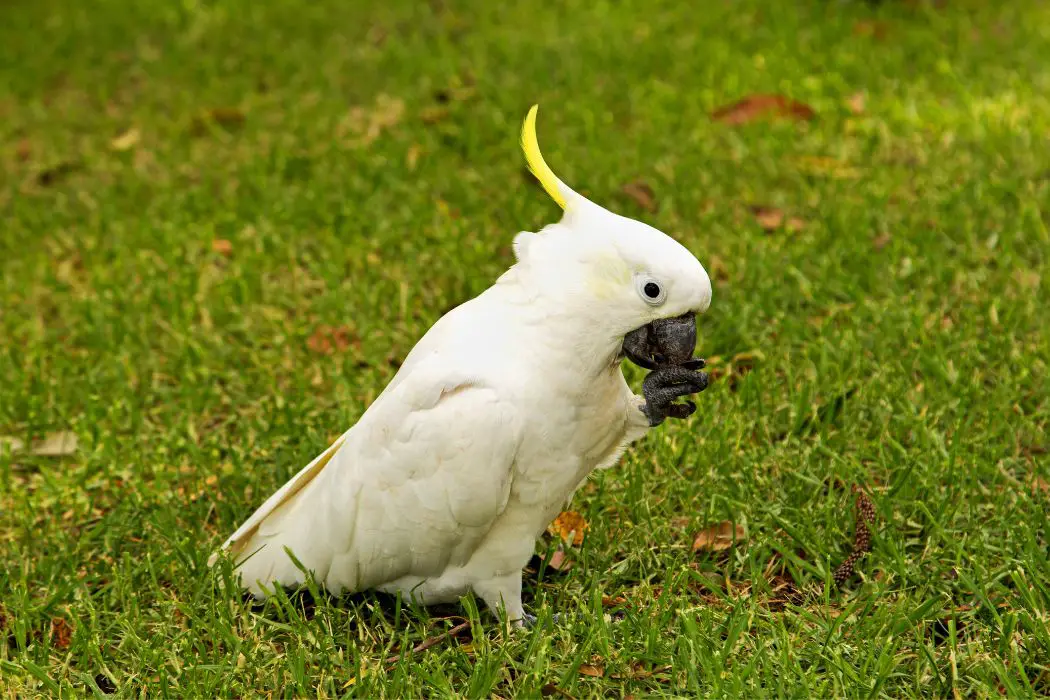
[1,0,1049,696]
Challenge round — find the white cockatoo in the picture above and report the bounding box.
[213,106,713,625]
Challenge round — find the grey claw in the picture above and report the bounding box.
[642,366,709,426]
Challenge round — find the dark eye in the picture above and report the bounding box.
[643,282,661,299]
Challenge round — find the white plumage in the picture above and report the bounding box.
[213,106,712,624]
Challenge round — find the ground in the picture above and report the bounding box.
[1,0,1049,696]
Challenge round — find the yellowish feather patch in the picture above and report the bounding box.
[521,105,567,209]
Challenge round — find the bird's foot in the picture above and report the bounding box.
[641,363,709,427]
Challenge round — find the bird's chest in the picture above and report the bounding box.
[512,369,632,509]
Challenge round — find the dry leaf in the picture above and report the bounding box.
[873,233,892,250]
[621,181,657,212]
[712,94,815,125]
[51,618,73,650]
[32,431,78,456]
[1032,475,1049,495]
[692,521,747,552]
[853,20,889,40]
[601,595,627,607]
[211,239,233,256]
[751,206,804,232]
[15,139,31,162]
[846,92,866,115]
[111,128,141,151]
[307,326,356,355]
[547,511,588,546]
[578,664,604,678]
[542,549,573,571]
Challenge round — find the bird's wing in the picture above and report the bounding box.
[217,365,524,597]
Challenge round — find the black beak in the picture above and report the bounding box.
[622,313,703,370]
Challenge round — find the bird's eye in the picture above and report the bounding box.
[636,275,666,306]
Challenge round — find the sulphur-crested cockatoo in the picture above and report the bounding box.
[213,105,712,625]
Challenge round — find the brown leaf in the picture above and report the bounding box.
[873,233,892,250]
[111,127,141,151]
[307,325,357,355]
[51,618,73,650]
[712,94,815,125]
[601,595,627,607]
[621,181,657,212]
[15,138,31,162]
[692,521,747,553]
[1032,475,1049,495]
[542,549,573,571]
[751,206,804,232]
[578,664,604,678]
[853,20,889,40]
[211,239,233,256]
[547,511,588,546]
[32,431,78,456]
[846,92,866,115]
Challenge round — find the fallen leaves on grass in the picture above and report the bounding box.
[541,549,573,572]
[547,511,588,546]
[620,181,657,212]
[15,139,31,162]
[110,127,140,151]
[601,595,627,607]
[853,20,889,40]
[578,663,604,678]
[692,521,747,553]
[750,206,804,233]
[2,431,81,457]
[32,431,79,456]
[873,232,893,250]
[50,618,73,649]
[712,94,815,125]
[846,92,866,115]
[211,239,233,256]
[307,325,358,355]
[1030,475,1049,496]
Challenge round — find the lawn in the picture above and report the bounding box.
[2,0,1049,696]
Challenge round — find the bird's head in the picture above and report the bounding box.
[509,105,712,369]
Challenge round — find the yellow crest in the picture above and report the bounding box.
[521,105,567,209]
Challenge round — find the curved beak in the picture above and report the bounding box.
[622,312,701,369]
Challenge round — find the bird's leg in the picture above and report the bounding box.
[474,573,528,628]
[641,365,709,427]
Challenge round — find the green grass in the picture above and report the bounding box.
[2,0,1049,696]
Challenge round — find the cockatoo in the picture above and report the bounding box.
[213,105,713,625]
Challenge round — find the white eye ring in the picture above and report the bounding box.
[635,274,666,306]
